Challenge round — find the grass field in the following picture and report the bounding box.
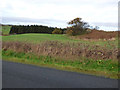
[1,25,11,35]
[2,33,118,49]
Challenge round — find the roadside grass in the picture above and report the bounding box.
[2,33,118,49]
[2,50,119,79]
[1,25,11,35]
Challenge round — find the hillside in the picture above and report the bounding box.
[76,29,118,40]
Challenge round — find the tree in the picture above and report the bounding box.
[67,17,90,35]
[68,17,82,26]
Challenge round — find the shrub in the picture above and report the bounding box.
[66,26,84,36]
[66,30,75,36]
[52,28,62,34]
[63,30,67,34]
[86,29,92,34]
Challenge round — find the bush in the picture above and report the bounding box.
[63,30,67,34]
[86,29,92,34]
[66,30,75,36]
[52,28,62,34]
[66,26,83,36]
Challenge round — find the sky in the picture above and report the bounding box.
[0,0,118,31]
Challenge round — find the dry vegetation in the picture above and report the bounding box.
[72,29,119,40]
[2,41,118,61]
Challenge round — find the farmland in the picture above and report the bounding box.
[1,25,119,79]
[2,33,118,49]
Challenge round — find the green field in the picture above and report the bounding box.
[1,25,11,35]
[2,33,118,49]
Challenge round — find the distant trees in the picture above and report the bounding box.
[66,17,90,36]
[9,18,99,36]
[9,25,66,34]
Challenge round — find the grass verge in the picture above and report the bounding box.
[2,50,119,79]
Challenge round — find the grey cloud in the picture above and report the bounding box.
[2,17,65,24]
[20,0,117,8]
[2,17,117,28]
[92,22,117,28]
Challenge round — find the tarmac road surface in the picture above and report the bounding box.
[2,61,118,88]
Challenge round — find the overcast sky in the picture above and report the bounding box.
[0,0,118,31]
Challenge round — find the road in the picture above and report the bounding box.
[2,61,118,88]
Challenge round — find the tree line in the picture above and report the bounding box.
[9,17,99,35]
[9,25,66,34]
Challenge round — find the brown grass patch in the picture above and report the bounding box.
[73,30,119,40]
[2,41,118,61]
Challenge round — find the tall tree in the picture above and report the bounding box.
[67,17,90,35]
